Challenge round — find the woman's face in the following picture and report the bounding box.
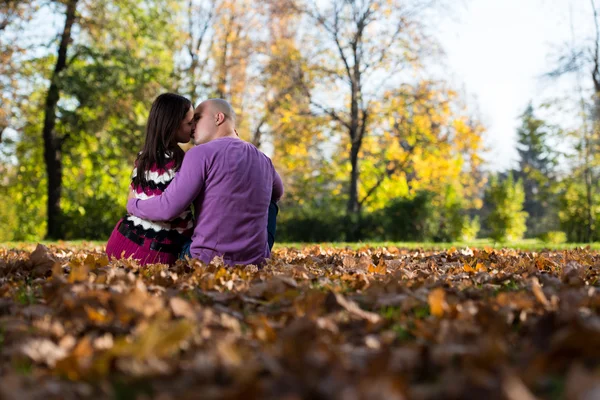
[175,106,195,143]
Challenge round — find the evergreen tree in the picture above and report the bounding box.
[514,103,558,237]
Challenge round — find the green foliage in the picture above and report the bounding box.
[373,188,479,243]
[484,173,528,242]
[538,231,567,245]
[513,103,559,237]
[0,187,18,242]
[1,0,182,240]
[558,180,599,242]
[60,135,131,239]
[378,191,438,241]
[277,213,347,242]
[277,188,480,243]
[461,216,481,242]
[436,185,480,242]
[10,91,48,240]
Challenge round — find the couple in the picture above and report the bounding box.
[105,93,283,266]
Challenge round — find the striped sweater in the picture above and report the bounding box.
[123,157,194,243]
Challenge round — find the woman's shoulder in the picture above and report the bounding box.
[148,159,177,174]
[131,153,177,187]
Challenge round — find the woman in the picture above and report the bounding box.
[106,93,195,265]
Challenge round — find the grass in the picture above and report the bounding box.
[14,285,38,306]
[1,238,600,251]
[275,239,600,251]
[0,240,105,251]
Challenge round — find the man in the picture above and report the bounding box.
[127,99,283,266]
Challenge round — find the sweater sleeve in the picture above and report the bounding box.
[127,147,205,221]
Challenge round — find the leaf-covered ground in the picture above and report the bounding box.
[1,243,599,399]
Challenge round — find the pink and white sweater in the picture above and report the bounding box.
[123,157,194,243]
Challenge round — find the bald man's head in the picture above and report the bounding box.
[200,99,236,122]
[192,98,238,144]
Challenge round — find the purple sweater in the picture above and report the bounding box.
[127,137,283,265]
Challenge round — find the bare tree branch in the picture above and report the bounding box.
[310,101,351,130]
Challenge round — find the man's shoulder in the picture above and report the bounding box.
[185,141,224,158]
[192,139,273,165]
[216,138,272,158]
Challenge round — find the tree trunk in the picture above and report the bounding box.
[216,12,233,99]
[345,51,364,237]
[347,142,360,215]
[589,0,600,242]
[345,140,361,240]
[585,165,593,242]
[345,49,363,239]
[42,0,78,240]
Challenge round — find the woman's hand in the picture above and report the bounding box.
[128,189,137,201]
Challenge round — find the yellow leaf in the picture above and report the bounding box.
[68,261,89,283]
[109,315,193,360]
[428,288,447,317]
[84,305,111,324]
[368,259,386,274]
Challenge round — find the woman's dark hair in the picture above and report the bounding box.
[133,93,192,187]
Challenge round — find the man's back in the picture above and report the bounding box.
[191,137,280,264]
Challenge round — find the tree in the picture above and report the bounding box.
[546,0,600,242]
[41,0,79,239]
[558,179,600,242]
[0,0,36,144]
[249,0,314,148]
[9,0,182,239]
[358,81,486,212]
[291,0,441,236]
[484,173,528,242]
[178,0,217,101]
[175,0,275,141]
[513,103,558,236]
[320,80,486,240]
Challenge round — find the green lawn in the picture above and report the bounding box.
[0,240,106,251]
[2,238,599,251]
[277,239,600,251]
[275,239,600,251]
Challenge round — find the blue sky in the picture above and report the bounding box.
[436,0,596,171]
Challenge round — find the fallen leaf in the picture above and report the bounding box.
[428,288,447,317]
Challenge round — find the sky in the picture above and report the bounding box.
[435,0,596,171]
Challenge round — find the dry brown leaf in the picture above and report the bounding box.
[1,244,600,398]
[30,244,56,277]
[169,297,196,320]
[531,277,550,308]
[502,374,538,400]
[333,292,381,323]
[20,338,67,367]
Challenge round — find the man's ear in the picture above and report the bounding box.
[215,112,225,126]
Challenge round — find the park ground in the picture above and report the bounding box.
[0,241,599,399]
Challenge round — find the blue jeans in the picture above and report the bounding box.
[267,201,278,250]
[180,200,279,259]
